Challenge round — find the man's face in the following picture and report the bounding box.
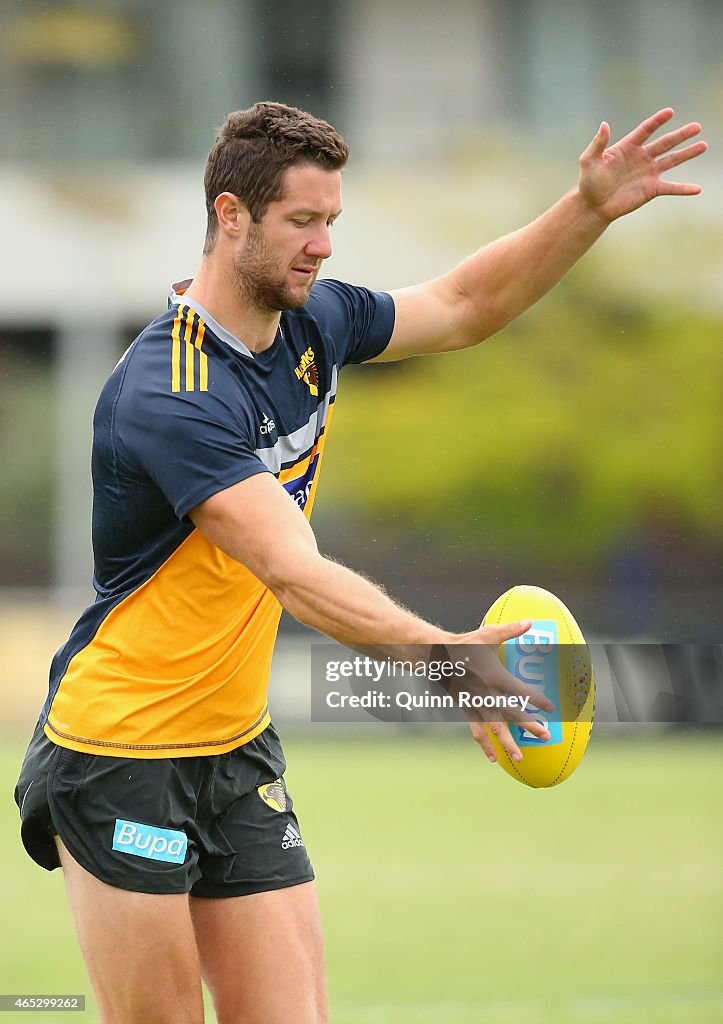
[233,163,342,312]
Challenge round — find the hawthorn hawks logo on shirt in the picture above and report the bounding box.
[293,347,319,397]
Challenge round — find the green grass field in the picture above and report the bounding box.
[2,731,722,1023]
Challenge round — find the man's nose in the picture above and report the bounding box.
[305,227,332,260]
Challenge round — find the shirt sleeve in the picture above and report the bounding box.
[114,364,270,521]
[304,278,395,367]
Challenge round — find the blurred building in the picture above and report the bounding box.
[2,0,720,165]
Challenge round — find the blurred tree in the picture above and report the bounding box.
[319,298,721,578]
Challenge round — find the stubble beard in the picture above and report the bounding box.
[232,222,312,313]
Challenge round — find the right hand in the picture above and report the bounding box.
[445,619,555,764]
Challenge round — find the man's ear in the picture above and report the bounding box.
[214,192,251,239]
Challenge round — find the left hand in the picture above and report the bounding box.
[578,108,706,223]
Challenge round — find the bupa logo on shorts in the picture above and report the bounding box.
[112,819,188,864]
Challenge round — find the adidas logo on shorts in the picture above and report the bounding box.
[281,822,304,850]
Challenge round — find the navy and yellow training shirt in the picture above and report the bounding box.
[41,279,394,757]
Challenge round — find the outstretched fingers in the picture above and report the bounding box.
[655,139,708,173]
[626,112,706,198]
[645,121,703,158]
[654,137,707,195]
[620,107,675,146]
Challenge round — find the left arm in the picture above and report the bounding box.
[377,109,706,361]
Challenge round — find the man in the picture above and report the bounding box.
[16,102,704,1024]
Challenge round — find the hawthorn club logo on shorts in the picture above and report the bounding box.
[257,779,287,812]
[293,347,319,396]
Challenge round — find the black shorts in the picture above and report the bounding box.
[15,720,314,897]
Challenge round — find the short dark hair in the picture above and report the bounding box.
[203,101,350,253]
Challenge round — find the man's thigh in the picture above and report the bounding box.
[190,881,326,1024]
[56,838,205,1024]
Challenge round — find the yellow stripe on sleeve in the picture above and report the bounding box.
[194,322,208,391]
[184,311,195,392]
